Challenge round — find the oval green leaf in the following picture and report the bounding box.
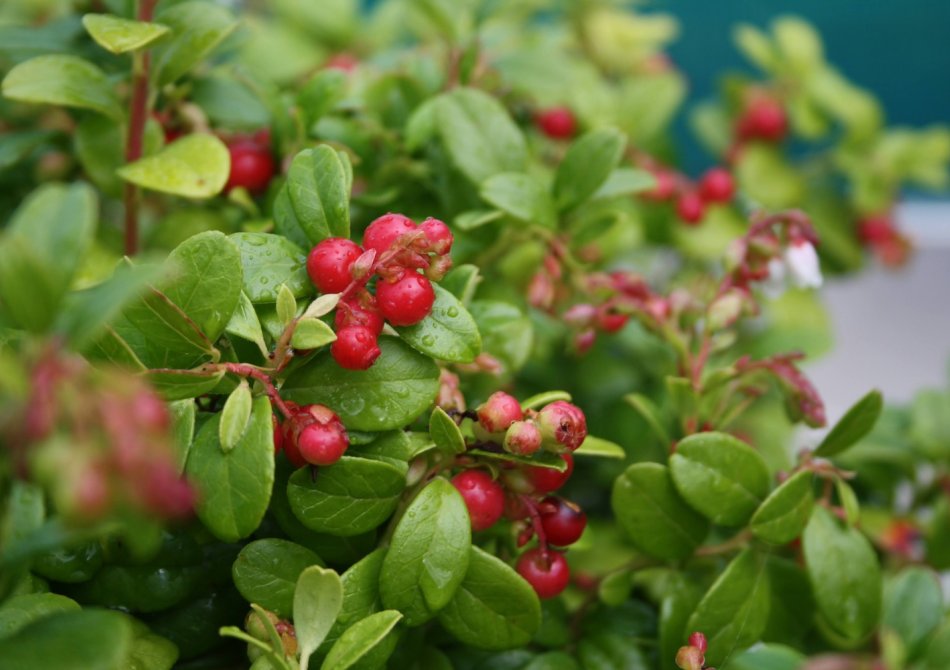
[144,367,226,401]
[883,566,943,657]
[230,232,312,304]
[82,14,170,54]
[0,593,80,640]
[0,609,132,670]
[152,1,238,87]
[117,134,230,198]
[669,432,770,526]
[219,380,252,453]
[320,610,402,670]
[232,539,323,619]
[479,172,556,228]
[292,318,337,351]
[276,146,350,246]
[1,55,122,119]
[553,128,626,211]
[379,478,471,625]
[814,389,883,458]
[323,549,386,650]
[750,471,814,545]
[429,407,466,456]
[294,566,343,670]
[574,435,625,459]
[394,285,481,363]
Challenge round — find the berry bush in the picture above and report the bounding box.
[0,2,948,670]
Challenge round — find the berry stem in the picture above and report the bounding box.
[693,529,752,557]
[215,362,294,420]
[122,0,158,256]
[519,494,549,560]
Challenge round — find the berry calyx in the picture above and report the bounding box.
[516,548,570,599]
[477,392,524,434]
[362,213,417,256]
[376,273,435,326]
[420,217,453,255]
[307,238,364,294]
[737,96,788,143]
[525,453,574,493]
[335,295,385,335]
[226,140,275,194]
[451,470,505,532]
[675,192,706,225]
[536,401,587,452]
[535,107,577,140]
[504,420,542,456]
[698,167,735,204]
[331,326,381,370]
[539,497,587,546]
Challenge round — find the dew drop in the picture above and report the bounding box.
[446,307,459,318]
[421,335,436,348]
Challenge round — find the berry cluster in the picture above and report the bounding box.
[275,402,349,468]
[447,393,589,599]
[641,163,736,226]
[306,213,454,370]
[675,632,712,670]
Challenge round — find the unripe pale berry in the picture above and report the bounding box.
[503,420,542,456]
[536,401,587,452]
[331,326,381,370]
[477,392,524,434]
[539,497,587,546]
[698,167,735,204]
[451,470,505,532]
[516,548,570,599]
[226,141,275,194]
[375,273,435,326]
[362,213,417,256]
[676,192,706,225]
[535,107,577,140]
[307,238,363,294]
[525,453,574,493]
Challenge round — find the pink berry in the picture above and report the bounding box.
[539,497,587,547]
[688,632,708,654]
[451,470,506,532]
[226,141,275,194]
[477,392,524,434]
[375,273,435,326]
[516,548,570,599]
[698,167,735,204]
[504,420,542,456]
[536,401,587,452]
[535,107,577,140]
[420,217,453,255]
[331,326,381,370]
[362,213,417,256]
[525,453,574,493]
[307,238,363,294]
[643,169,677,201]
[297,422,349,466]
[675,192,706,225]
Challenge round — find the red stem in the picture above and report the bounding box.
[218,363,294,419]
[519,495,549,560]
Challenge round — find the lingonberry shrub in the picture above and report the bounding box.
[0,2,947,669]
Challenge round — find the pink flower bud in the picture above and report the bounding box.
[504,420,543,456]
[536,401,587,452]
[563,303,597,327]
[688,632,707,654]
[476,392,523,434]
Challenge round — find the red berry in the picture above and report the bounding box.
[643,169,677,201]
[539,497,587,547]
[307,238,363,294]
[535,107,577,140]
[331,326,381,370]
[857,215,894,245]
[525,453,574,493]
[477,392,524,434]
[362,213,417,256]
[297,421,349,466]
[688,632,708,654]
[516,548,570,599]
[335,295,384,335]
[596,310,628,333]
[536,401,587,452]
[282,431,306,468]
[420,218,453,255]
[737,97,788,143]
[698,167,735,204]
[375,273,434,326]
[675,192,706,225]
[451,470,506,532]
[226,141,275,194]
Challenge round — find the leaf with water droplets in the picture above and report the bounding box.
[394,285,481,363]
[230,232,312,304]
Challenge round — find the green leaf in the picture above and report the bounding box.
[733,24,778,72]
[225,292,268,354]
[230,233,312,304]
[277,146,351,246]
[454,209,504,231]
[168,399,195,473]
[152,1,238,87]
[185,396,274,542]
[320,610,402,670]
[82,14,170,54]
[883,567,943,658]
[144,367,226,401]
[324,549,386,650]
[233,539,323,619]
[669,432,770,526]
[0,130,54,172]
[723,644,806,670]
[0,240,61,334]
[814,389,883,458]
[287,457,406,536]
[611,463,708,560]
[295,566,343,670]
[126,616,178,670]
[219,380,253,453]
[520,391,572,410]
[468,301,533,372]
[834,478,860,526]
[591,168,656,200]
[0,593,80,640]
[394,285,481,363]
[380,478,471,625]
[2,55,122,119]
[293,318,337,351]
[574,436,625,459]
[277,284,298,326]
[750,471,814,545]
[553,128,626,211]
[437,546,541,650]
[479,172,556,228]
[0,609,133,670]
[117,134,230,198]
[467,449,567,472]
[429,407,466,456]
[687,549,770,667]
[577,631,650,669]
[440,264,480,306]
[282,336,440,432]
[624,393,671,445]
[434,87,527,184]
[803,506,882,642]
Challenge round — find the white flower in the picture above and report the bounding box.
[783,240,822,289]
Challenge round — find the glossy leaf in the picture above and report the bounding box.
[577,631,650,670]
[669,432,770,526]
[468,301,534,372]
[835,478,860,526]
[624,393,670,445]
[152,1,238,87]
[320,610,402,670]
[574,436,625,459]
[168,399,195,473]
[592,168,657,200]
[611,463,708,560]
[687,549,770,667]
[814,389,883,458]
[225,292,268,354]
[429,407,466,456]
[437,546,541,650]
[553,128,626,211]
[293,318,337,350]
[287,457,406,536]
[295,566,343,670]
[117,134,230,198]
[468,449,568,471]
[479,172,556,228]
[185,397,274,542]
[233,539,323,619]
[323,549,386,650]
[0,593,80,640]
[2,55,122,119]
[219,380,252,453]
[282,337,440,432]
[723,644,806,670]
[126,616,178,670]
[230,233,312,303]
[440,264,481,306]
[882,567,943,657]
[380,478,471,625]
[802,506,882,642]
[0,609,133,670]
[144,367,226,401]
[276,284,298,326]
[82,14,170,54]
[750,471,814,544]
[278,146,351,246]
[395,285,481,363]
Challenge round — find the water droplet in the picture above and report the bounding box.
[446,307,459,318]
[246,236,267,247]
[260,277,270,285]
[341,396,365,415]
[421,335,436,348]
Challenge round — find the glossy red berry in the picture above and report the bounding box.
[516,548,570,599]
[297,421,349,466]
[536,401,587,452]
[525,453,574,493]
[698,167,735,204]
[643,169,677,201]
[331,326,381,370]
[362,213,417,256]
[477,392,524,434]
[675,192,706,225]
[282,432,306,468]
[451,470,505,532]
[737,97,788,143]
[535,107,577,140]
[226,141,275,194]
[335,296,385,335]
[307,238,363,294]
[539,497,587,547]
[420,217,453,254]
[375,273,435,326]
